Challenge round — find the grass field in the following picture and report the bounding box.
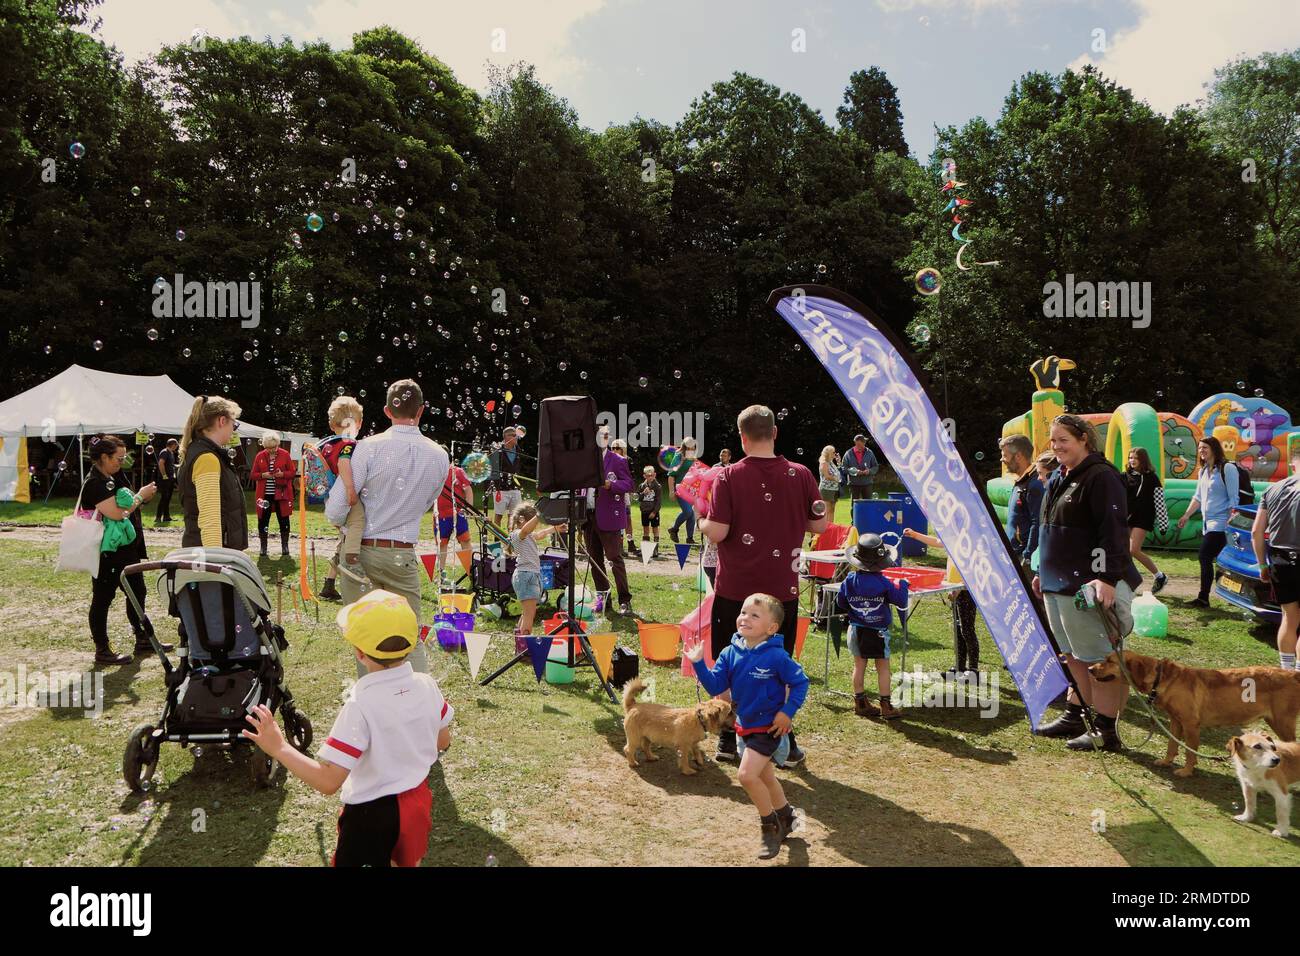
[1,496,1296,866]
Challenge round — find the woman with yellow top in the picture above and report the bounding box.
[177,396,250,551]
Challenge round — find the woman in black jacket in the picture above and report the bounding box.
[1032,415,1143,752]
[1125,447,1167,593]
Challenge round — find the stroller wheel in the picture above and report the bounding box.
[250,751,283,789]
[124,723,160,793]
[284,708,313,753]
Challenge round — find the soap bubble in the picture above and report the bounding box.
[912,323,932,344]
[511,405,521,418]
[147,328,160,341]
[69,142,85,159]
[462,452,492,483]
[712,161,722,172]
[338,331,348,342]
[243,351,253,361]
[130,186,141,197]
[974,451,985,461]
[93,339,103,351]
[772,549,781,557]
[673,369,682,379]
[175,229,186,241]
[787,467,796,476]
[318,97,327,107]
[914,268,942,295]
[521,295,530,305]
[811,500,827,517]
[1236,381,1246,390]
[397,158,408,169]
[182,348,192,358]
[395,206,405,219]
[43,345,51,354]
[657,446,682,471]
[579,371,588,380]
[638,376,648,388]
[306,212,324,232]
[817,263,828,274]
[797,447,804,455]
[764,493,773,502]
[423,294,433,306]
[742,533,754,545]
[1255,388,1265,397]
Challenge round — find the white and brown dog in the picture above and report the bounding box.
[1228,731,1300,838]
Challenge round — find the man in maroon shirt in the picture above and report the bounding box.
[699,405,829,764]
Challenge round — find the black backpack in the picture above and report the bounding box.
[1234,462,1255,505]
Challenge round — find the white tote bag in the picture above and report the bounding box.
[56,480,104,576]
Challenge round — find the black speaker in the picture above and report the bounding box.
[537,396,602,492]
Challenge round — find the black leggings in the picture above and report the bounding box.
[89,548,152,652]
[1198,531,1228,601]
[952,591,979,671]
[258,509,290,535]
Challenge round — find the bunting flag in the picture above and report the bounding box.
[828,613,844,658]
[526,636,551,682]
[587,633,617,682]
[464,631,491,681]
[674,543,691,569]
[768,285,1068,730]
[297,464,314,602]
[419,552,439,581]
[639,540,655,565]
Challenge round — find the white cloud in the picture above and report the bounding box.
[89,0,608,93]
[1068,0,1300,113]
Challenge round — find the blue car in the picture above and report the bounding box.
[1213,505,1280,622]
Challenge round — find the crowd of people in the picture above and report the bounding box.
[63,381,1300,864]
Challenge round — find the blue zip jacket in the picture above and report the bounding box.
[1006,469,1045,561]
[693,634,810,734]
[836,569,909,630]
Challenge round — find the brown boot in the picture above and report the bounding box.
[878,697,902,720]
[853,692,879,718]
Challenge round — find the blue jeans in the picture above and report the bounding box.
[670,498,695,538]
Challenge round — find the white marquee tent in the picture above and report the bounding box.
[0,365,317,501]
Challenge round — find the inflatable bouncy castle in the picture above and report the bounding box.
[987,358,1297,549]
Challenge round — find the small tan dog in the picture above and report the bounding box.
[1089,650,1300,777]
[622,679,733,775]
[1228,731,1300,838]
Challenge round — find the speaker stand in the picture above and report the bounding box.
[480,495,618,702]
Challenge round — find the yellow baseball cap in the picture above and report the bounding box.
[336,590,417,659]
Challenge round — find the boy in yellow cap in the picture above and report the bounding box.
[242,589,454,866]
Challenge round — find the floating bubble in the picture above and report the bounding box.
[69,142,85,159]
[93,339,103,351]
[811,500,827,517]
[796,448,804,455]
[638,376,648,388]
[764,493,773,502]
[912,323,932,344]
[146,328,160,341]
[1255,388,1265,397]
[395,206,405,219]
[772,549,781,557]
[423,295,433,306]
[144,446,154,456]
[43,345,51,354]
[914,268,942,296]
[243,351,253,361]
[130,186,141,197]
[741,533,754,545]
[306,212,324,232]
[511,405,521,418]
[318,97,326,107]
[657,446,683,471]
[711,161,722,172]
[337,331,348,342]
[673,369,682,379]
[579,371,588,380]
[182,348,192,358]
[397,158,408,169]
[175,229,186,241]
[462,452,492,483]
[974,451,985,461]
[1236,381,1246,390]
[817,263,828,274]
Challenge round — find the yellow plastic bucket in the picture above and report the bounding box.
[439,593,474,614]
[638,623,681,663]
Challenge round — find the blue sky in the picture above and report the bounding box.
[92,0,1300,158]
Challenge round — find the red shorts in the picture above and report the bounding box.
[333,781,432,867]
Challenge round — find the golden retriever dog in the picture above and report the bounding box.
[1228,731,1300,838]
[622,679,733,775]
[1090,651,1300,777]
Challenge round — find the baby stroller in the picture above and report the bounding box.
[119,546,312,792]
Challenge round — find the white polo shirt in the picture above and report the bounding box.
[318,662,453,805]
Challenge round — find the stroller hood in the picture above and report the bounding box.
[155,547,273,615]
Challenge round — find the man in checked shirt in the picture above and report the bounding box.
[327,379,449,676]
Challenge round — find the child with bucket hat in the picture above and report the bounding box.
[837,534,910,719]
[243,589,454,866]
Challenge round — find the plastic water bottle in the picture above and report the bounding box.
[1132,592,1168,638]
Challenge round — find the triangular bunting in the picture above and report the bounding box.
[464,631,491,681]
[418,624,432,645]
[419,552,439,580]
[675,543,691,569]
[640,540,655,565]
[697,566,712,594]
[588,633,616,681]
[829,614,844,658]
[526,636,551,682]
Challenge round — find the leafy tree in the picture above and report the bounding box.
[836,67,909,157]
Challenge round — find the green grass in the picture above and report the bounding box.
[2,521,1297,867]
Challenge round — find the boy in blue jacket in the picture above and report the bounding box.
[686,592,810,859]
[837,534,910,719]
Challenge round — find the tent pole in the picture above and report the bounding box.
[78,431,84,489]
